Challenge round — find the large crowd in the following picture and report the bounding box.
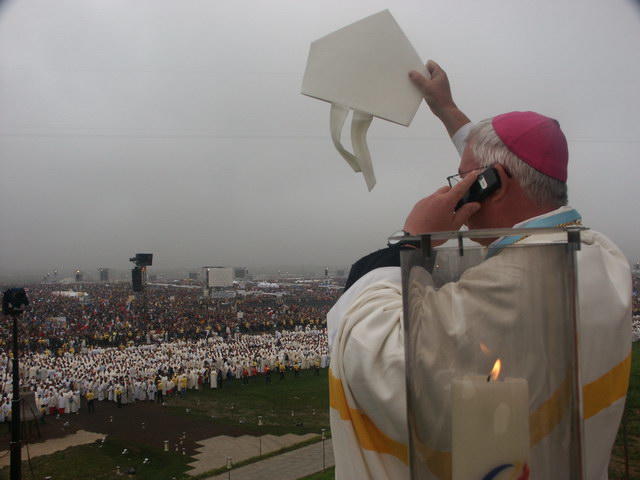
[1,270,636,421]
[0,282,337,351]
[0,280,339,421]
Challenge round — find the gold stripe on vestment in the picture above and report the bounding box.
[583,352,631,419]
[529,374,572,445]
[529,352,631,445]
[328,368,408,464]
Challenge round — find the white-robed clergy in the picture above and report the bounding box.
[147,381,156,401]
[211,369,218,389]
[2,329,329,418]
[327,62,631,480]
[71,390,80,413]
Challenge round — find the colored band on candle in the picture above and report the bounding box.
[481,462,529,480]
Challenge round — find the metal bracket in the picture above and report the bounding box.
[420,234,432,258]
[457,233,464,256]
[567,228,581,251]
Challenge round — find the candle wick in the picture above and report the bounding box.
[486,374,491,382]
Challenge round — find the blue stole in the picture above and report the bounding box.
[486,208,582,258]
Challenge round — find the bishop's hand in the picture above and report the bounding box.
[409,60,471,138]
[403,171,481,243]
[409,60,456,117]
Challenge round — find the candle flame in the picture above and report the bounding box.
[479,343,491,355]
[488,359,502,382]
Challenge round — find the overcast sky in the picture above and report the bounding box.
[1,0,639,279]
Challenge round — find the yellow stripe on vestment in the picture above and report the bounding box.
[329,352,630,471]
[413,437,451,480]
[583,353,631,420]
[529,374,571,445]
[529,352,631,445]
[328,368,408,464]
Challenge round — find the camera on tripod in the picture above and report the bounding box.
[2,288,29,316]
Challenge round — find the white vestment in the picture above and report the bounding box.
[328,211,631,479]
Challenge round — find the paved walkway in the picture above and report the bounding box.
[205,439,334,480]
[0,430,105,467]
[187,433,318,476]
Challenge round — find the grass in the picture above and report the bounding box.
[609,341,640,479]
[297,466,335,480]
[0,437,192,480]
[0,368,329,480]
[165,368,330,436]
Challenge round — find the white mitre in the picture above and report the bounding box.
[301,9,426,191]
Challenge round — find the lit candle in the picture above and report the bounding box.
[451,360,530,480]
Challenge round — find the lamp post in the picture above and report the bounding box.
[3,288,29,480]
[258,415,263,456]
[321,428,326,472]
[9,311,20,480]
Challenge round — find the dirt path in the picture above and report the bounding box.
[187,433,318,476]
[205,439,334,480]
[0,429,105,467]
[0,399,250,456]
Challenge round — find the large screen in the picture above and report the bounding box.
[206,267,234,287]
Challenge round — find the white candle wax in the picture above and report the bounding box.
[452,375,530,480]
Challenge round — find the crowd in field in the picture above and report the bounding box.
[0,282,337,352]
[0,281,338,421]
[1,270,636,421]
[0,330,328,421]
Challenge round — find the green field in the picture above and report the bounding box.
[0,437,192,480]
[609,341,640,479]
[298,466,335,480]
[0,368,329,480]
[166,368,330,436]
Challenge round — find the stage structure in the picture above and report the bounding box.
[201,266,235,320]
[129,253,153,329]
[233,267,248,279]
[397,227,584,479]
[98,268,109,282]
[204,266,234,288]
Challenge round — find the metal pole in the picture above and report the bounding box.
[10,313,21,480]
[321,428,326,472]
[567,229,584,480]
[142,267,149,330]
[258,415,263,456]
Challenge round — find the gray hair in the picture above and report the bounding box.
[468,119,567,207]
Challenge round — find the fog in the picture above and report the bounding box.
[1,0,639,280]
